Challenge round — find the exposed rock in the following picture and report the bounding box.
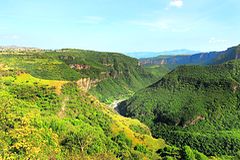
[232,84,239,93]
[77,78,91,91]
[69,64,90,70]
[183,116,205,128]
[59,56,76,60]
[0,63,5,69]
[100,72,110,79]
[140,52,221,66]
[100,71,119,79]
[139,46,240,66]
[76,78,101,91]
[103,63,114,67]
[0,46,40,52]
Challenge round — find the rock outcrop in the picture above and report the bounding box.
[76,78,101,91]
[69,64,90,70]
[140,45,240,66]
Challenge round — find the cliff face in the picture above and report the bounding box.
[140,45,240,66]
[69,64,90,70]
[140,52,223,66]
[76,78,92,91]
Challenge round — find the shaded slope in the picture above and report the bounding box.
[119,60,240,156]
[140,45,240,67]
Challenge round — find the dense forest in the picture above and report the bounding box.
[1,47,240,159]
[119,60,240,159]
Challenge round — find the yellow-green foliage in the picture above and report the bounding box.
[0,50,217,159]
[80,93,165,151]
[1,73,67,95]
[0,69,165,159]
[109,112,165,151]
[0,95,60,159]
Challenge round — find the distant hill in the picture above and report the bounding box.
[0,48,160,103]
[118,59,240,156]
[140,45,240,66]
[126,49,198,59]
[0,45,40,51]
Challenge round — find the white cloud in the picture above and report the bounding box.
[209,37,227,44]
[170,0,183,8]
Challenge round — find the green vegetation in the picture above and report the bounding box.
[0,48,236,159]
[0,49,158,102]
[119,60,240,157]
[157,145,209,160]
[144,65,171,79]
[212,46,240,65]
[0,67,166,159]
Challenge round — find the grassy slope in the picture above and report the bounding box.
[119,60,240,157]
[0,65,166,159]
[0,49,157,102]
[0,49,226,159]
[144,65,171,79]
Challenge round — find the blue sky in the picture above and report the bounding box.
[1,0,240,52]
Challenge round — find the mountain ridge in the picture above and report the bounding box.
[126,49,199,59]
[140,45,240,66]
[118,59,240,157]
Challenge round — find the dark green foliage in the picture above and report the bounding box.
[158,145,209,160]
[155,130,240,156]
[212,46,240,65]
[112,132,132,150]
[144,64,171,80]
[134,144,148,154]
[157,145,181,159]
[120,60,240,156]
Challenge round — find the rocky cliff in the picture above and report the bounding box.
[140,45,240,66]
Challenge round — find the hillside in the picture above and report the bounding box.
[118,60,240,157]
[0,66,167,159]
[143,65,171,79]
[0,49,158,103]
[0,50,218,159]
[140,45,240,67]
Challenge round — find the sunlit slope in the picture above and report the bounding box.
[0,49,157,102]
[0,51,230,159]
[0,66,165,159]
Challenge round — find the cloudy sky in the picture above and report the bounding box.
[1,0,240,52]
